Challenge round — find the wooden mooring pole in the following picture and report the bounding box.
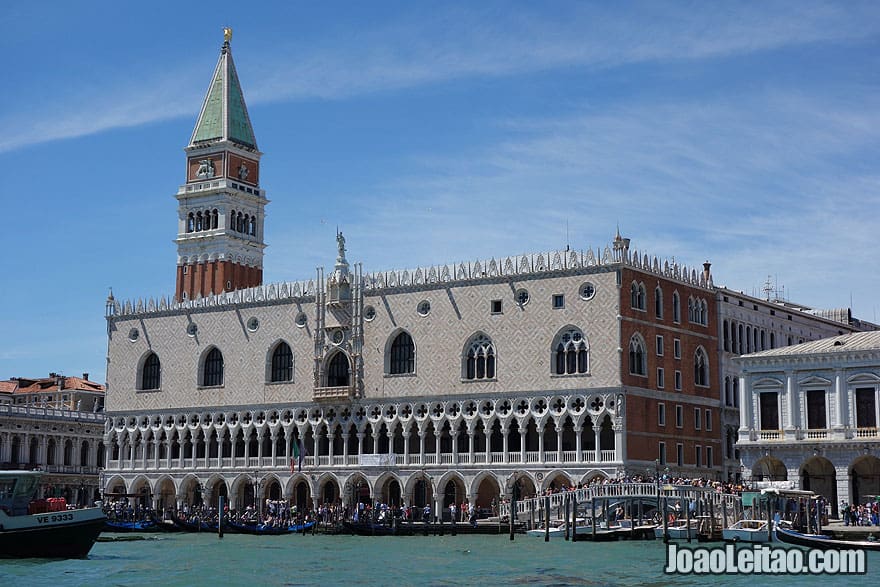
[564,494,570,541]
[544,496,551,542]
[218,496,224,539]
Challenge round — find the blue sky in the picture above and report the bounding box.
[1,1,878,383]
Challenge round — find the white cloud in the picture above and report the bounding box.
[2,2,878,153]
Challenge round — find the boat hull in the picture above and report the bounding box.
[0,515,105,558]
[776,526,880,551]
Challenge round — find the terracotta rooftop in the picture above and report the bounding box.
[2,374,105,395]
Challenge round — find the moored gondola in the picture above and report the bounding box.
[775,526,880,551]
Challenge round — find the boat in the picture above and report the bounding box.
[342,520,413,536]
[103,519,161,533]
[0,470,106,558]
[171,516,218,532]
[526,521,566,538]
[775,526,880,552]
[654,519,698,540]
[225,520,317,535]
[722,519,771,543]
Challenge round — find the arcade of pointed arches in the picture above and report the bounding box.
[104,467,610,515]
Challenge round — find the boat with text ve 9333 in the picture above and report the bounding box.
[0,470,106,558]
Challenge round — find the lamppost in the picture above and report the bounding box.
[98,467,105,504]
[252,470,262,523]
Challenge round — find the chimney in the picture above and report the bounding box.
[83,372,89,381]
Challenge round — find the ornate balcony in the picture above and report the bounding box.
[312,386,354,402]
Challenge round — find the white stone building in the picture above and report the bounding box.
[715,289,857,481]
[736,331,880,516]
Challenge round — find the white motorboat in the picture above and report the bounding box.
[654,518,698,540]
[0,470,106,558]
[722,519,771,543]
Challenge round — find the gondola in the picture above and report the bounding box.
[342,520,413,536]
[223,520,316,535]
[103,519,161,533]
[171,517,217,532]
[775,526,880,551]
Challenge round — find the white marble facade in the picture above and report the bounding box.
[736,331,880,516]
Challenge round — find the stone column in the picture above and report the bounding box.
[502,426,509,464]
[153,438,161,469]
[328,432,336,461]
[738,374,751,433]
[784,371,797,431]
[556,425,564,463]
[538,426,547,464]
[419,430,426,463]
[218,429,225,469]
[342,432,350,464]
[451,428,459,465]
[435,429,442,463]
[834,369,846,431]
[468,429,475,464]
[593,417,602,461]
[519,429,526,464]
[357,432,365,461]
[574,427,583,462]
[403,429,410,465]
[270,433,278,468]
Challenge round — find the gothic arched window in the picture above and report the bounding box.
[270,342,293,382]
[388,331,415,375]
[654,286,663,318]
[141,352,161,390]
[202,347,224,387]
[327,352,350,387]
[694,347,709,387]
[672,291,681,323]
[465,334,496,380]
[629,335,647,376]
[553,328,589,375]
[187,213,195,233]
[211,209,218,229]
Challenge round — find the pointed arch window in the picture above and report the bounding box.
[388,331,415,375]
[630,282,646,310]
[211,209,218,229]
[141,352,161,390]
[672,291,681,323]
[694,347,709,387]
[327,352,350,387]
[654,286,663,318]
[203,347,224,387]
[187,213,195,233]
[465,334,496,380]
[270,342,293,382]
[553,328,589,375]
[629,335,647,376]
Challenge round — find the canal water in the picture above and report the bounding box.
[1,533,874,586]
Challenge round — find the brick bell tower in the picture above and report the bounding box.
[174,28,268,301]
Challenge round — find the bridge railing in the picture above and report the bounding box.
[503,483,741,520]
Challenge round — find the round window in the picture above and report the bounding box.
[580,282,596,301]
[515,288,530,306]
[331,330,344,345]
[417,300,431,316]
[128,328,139,342]
[186,323,198,337]
[246,317,259,332]
[295,312,307,328]
[364,305,376,321]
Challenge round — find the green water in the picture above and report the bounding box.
[0,533,874,586]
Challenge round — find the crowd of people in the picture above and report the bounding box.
[841,500,880,526]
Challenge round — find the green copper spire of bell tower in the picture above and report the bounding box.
[189,28,257,149]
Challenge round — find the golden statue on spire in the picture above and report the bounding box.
[223,27,233,43]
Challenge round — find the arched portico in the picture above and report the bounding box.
[752,456,787,481]
[849,455,880,505]
[800,456,837,517]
